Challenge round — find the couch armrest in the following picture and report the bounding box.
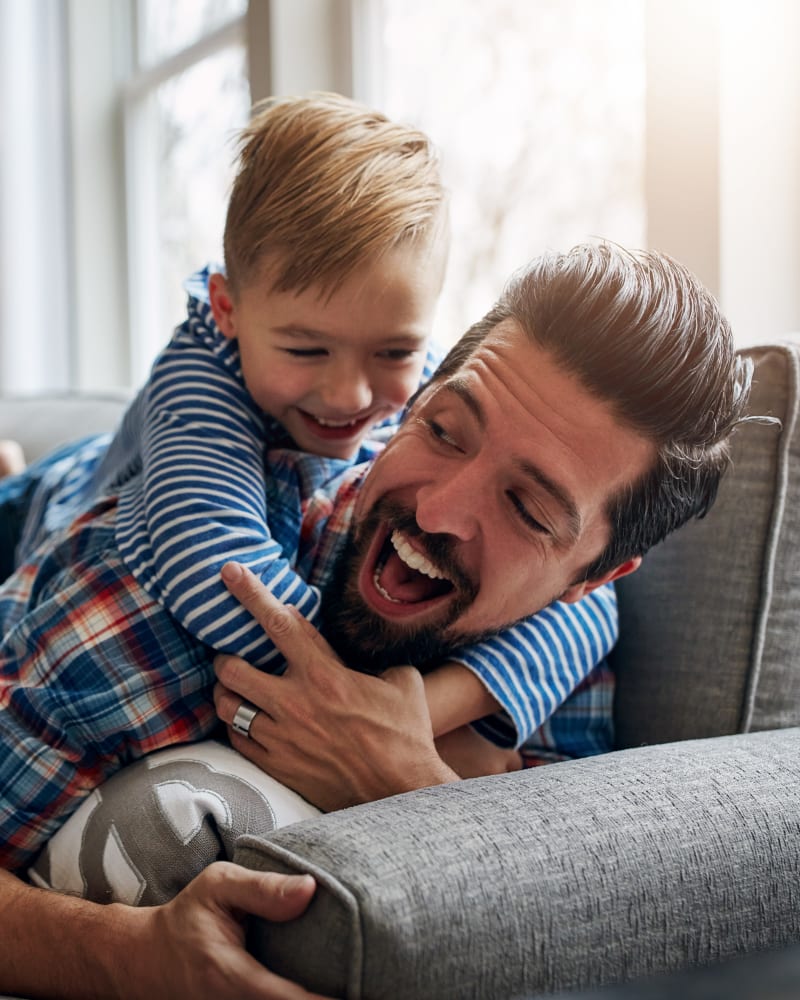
[235,728,800,999]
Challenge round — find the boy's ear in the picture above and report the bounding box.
[208,272,237,340]
[559,556,642,604]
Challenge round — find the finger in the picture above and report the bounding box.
[204,864,317,923]
[221,562,339,662]
[214,660,283,720]
[381,664,426,695]
[226,725,312,795]
[227,727,275,771]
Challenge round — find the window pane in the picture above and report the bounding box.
[129,43,250,380]
[367,0,646,346]
[138,0,247,66]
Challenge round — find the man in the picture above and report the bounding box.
[211,242,752,809]
[0,243,751,998]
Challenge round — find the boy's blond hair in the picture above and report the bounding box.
[223,92,446,297]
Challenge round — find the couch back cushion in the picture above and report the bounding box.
[612,337,800,748]
[0,393,128,464]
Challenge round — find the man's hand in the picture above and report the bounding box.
[214,562,459,811]
[124,865,329,1000]
[1,864,330,1000]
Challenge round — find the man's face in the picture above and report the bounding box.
[324,320,655,668]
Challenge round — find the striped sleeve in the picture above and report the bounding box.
[519,661,616,765]
[447,582,618,748]
[114,328,322,670]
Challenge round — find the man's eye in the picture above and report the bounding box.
[507,491,548,534]
[282,348,328,358]
[377,348,416,361]
[425,419,461,450]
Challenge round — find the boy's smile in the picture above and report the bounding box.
[209,237,446,460]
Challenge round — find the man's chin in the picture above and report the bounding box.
[322,589,457,674]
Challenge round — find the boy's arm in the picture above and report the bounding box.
[426,583,619,749]
[424,663,523,779]
[126,312,325,670]
[423,661,501,735]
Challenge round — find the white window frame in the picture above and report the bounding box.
[122,5,249,382]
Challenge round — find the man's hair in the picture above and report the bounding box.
[223,92,446,296]
[432,241,753,580]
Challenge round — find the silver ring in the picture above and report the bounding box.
[231,701,259,739]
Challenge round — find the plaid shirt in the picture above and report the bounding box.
[67,267,617,750]
[0,442,613,872]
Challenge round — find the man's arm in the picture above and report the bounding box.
[214,562,459,811]
[0,864,330,1000]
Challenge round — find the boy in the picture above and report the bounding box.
[0,97,616,869]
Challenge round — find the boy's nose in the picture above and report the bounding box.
[319,367,372,413]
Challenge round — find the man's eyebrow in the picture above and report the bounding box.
[516,459,582,541]
[442,377,582,540]
[442,377,486,427]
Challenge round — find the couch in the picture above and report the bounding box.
[1,335,799,999]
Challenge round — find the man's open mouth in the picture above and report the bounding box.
[359,524,456,618]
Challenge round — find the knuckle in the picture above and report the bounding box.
[265,606,294,637]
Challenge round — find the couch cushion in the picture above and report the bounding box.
[612,337,800,747]
[0,393,128,463]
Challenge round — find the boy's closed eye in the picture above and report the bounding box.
[377,348,420,361]
[281,347,329,358]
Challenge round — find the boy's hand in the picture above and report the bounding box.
[214,562,459,810]
[435,726,523,779]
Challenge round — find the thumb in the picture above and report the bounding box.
[382,664,425,695]
[262,872,318,922]
[210,864,317,922]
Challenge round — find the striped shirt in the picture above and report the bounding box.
[0,440,612,870]
[93,267,618,747]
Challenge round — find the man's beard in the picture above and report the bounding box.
[320,500,497,675]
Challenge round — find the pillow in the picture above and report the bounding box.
[29,740,319,905]
[612,338,800,747]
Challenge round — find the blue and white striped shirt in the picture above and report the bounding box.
[92,267,619,748]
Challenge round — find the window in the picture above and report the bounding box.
[356,0,646,347]
[0,0,797,396]
[125,0,251,382]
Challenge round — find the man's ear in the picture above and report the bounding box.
[208,272,237,340]
[560,556,642,604]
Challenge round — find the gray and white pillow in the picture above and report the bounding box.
[29,740,320,905]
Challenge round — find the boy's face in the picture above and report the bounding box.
[210,237,445,459]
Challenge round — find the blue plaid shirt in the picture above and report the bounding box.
[0,268,616,869]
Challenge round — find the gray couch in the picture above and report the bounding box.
[2,336,799,999]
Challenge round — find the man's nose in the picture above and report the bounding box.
[414,465,483,542]
[319,364,372,413]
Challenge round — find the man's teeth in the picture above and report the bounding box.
[390,530,446,579]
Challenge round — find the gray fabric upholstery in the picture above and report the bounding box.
[533,941,800,998]
[236,728,800,999]
[612,338,800,747]
[0,392,127,463]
